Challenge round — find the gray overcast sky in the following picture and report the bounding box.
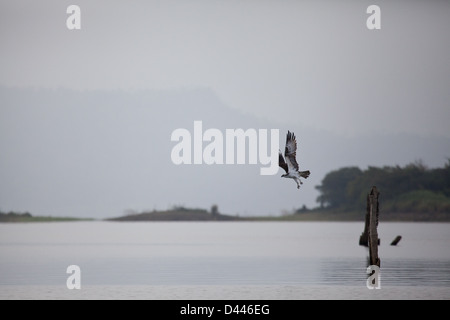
[1,1,449,218]
[1,0,449,137]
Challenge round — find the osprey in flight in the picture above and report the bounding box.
[279,131,310,189]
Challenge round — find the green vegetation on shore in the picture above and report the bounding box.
[312,161,450,221]
[107,205,241,222]
[0,211,93,223]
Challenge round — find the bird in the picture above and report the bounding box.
[279,131,310,189]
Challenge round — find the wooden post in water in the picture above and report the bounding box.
[368,186,380,267]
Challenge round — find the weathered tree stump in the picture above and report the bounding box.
[368,186,380,267]
[359,186,380,248]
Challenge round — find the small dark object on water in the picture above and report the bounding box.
[390,235,402,246]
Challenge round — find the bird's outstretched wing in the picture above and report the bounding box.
[284,131,299,172]
[278,151,288,174]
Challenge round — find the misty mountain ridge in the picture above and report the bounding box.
[1,86,449,219]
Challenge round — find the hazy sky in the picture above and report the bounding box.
[1,1,449,218]
[1,0,449,137]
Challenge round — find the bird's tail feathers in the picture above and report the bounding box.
[299,170,310,179]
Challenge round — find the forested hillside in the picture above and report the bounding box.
[314,161,450,217]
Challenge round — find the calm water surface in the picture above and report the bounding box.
[0,221,449,299]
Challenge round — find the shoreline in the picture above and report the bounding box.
[2,209,450,223]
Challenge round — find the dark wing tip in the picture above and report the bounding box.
[286,130,296,142]
[286,130,292,144]
[285,130,297,155]
[278,152,288,174]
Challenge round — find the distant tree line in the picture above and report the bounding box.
[0,211,30,222]
[314,160,450,214]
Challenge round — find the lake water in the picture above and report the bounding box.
[0,221,449,300]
